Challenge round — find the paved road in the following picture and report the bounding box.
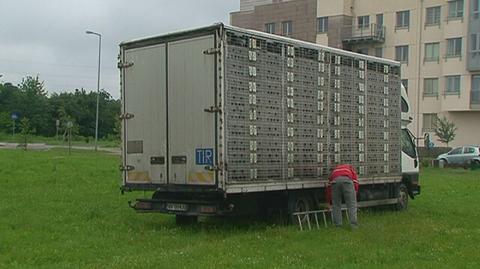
[0,142,121,155]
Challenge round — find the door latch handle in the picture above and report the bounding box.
[204,165,221,171]
[204,106,222,113]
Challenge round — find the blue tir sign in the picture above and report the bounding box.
[195,148,214,166]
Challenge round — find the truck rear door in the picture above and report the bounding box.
[122,44,167,186]
[167,35,217,186]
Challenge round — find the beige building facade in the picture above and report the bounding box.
[231,0,480,147]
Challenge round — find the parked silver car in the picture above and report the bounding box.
[437,146,480,165]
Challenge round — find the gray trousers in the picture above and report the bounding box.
[332,176,358,227]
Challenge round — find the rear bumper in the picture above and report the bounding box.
[129,188,231,216]
[130,199,230,216]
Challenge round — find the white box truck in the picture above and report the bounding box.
[119,24,420,223]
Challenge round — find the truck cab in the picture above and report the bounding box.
[400,85,420,198]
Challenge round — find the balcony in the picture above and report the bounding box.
[342,23,386,45]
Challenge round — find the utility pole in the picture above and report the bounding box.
[86,30,102,151]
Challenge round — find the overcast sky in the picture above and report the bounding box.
[0,0,239,99]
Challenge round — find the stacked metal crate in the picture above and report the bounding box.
[224,30,401,183]
[224,32,285,182]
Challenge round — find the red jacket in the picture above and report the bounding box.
[326,164,359,204]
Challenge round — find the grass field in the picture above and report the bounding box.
[0,132,119,148]
[1,149,479,269]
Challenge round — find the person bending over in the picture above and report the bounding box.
[326,164,359,228]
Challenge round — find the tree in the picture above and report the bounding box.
[0,112,13,133]
[19,76,46,96]
[1,76,121,140]
[434,116,457,146]
[0,82,22,114]
[19,117,34,150]
[18,76,52,136]
[0,83,22,134]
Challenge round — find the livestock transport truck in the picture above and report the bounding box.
[119,24,420,224]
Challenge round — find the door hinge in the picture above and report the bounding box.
[119,113,135,120]
[204,106,222,113]
[118,61,134,69]
[203,48,221,55]
[119,165,135,172]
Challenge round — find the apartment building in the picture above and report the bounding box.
[231,0,480,147]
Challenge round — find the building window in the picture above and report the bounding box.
[426,6,441,25]
[448,0,464,19]
[447,38,462,57]
[472,75,480,104]
[317,17,328,33]
[425,42,440,62]
[376,14,384,26]
[358,15,370,28]
[424,78,439,97]
[474,75,480,91]
[396,10,410,29]
[473,0,480,19]
[375,47,383,58]
[282,21,293,36]
[472,33,480,52]
[395,45,409,63]
[402,79,409,94]
[423,113,438,132]
[265,23,276,34]
[445,75,461,94]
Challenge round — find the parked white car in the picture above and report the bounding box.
[436,146,480,165]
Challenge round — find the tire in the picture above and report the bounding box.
[287,193,311,225]
[438,159,448,168]
[396,184,409,211]
[175,215,198,225]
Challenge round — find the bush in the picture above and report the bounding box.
[418,147,452,159]
[420,158,432,168]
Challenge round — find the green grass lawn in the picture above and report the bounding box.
[1,149,479,269]
[0,132,119,148]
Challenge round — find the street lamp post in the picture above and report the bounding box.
[86,30,102,151]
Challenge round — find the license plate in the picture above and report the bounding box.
[166,203,188,212]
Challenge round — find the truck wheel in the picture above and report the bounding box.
[287,193,311,225]
[396,184,409,211]
[175,215,198,225]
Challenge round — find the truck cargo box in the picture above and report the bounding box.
[119,23,402,195]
